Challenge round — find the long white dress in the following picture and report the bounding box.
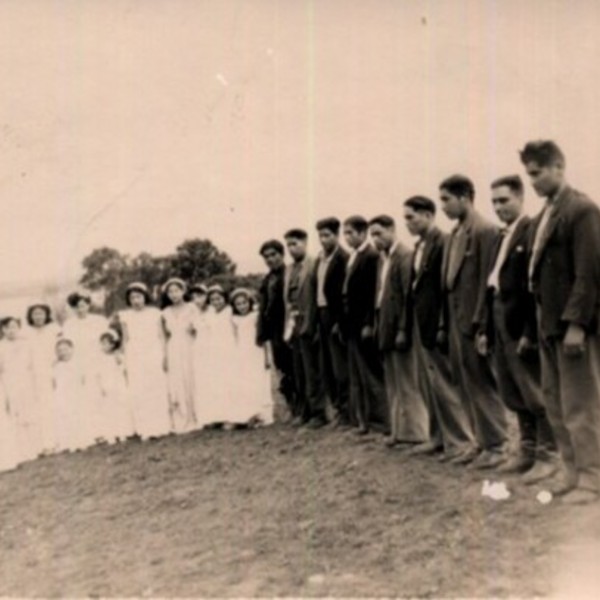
[94,352,135,443]
[119,307,170,439]
[200,306,236,424]
[231,311,274,424]
[0,381,19,471]
[51,358,95,452]
[190,306,212,426]
[162,303,198,432]
[27,323,62,452]
[0,337,43,463]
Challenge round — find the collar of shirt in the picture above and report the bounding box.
[503,214,524,237]
[383,241,398,258]
[319,246,338,263]
[351,238,370,256]
[547,183,567,206]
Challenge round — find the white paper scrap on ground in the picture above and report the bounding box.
[537,490,553,505]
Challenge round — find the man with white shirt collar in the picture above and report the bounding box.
[314,217,350,426]
[341,215,387,435]
[370,214,429,449]
[477,175,557,479]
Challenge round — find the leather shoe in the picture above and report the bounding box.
[549,472,578,496]
[304,416,327,430]
[470,449,506,470]
[521,460,559,485]
[561,488,599,506]
[496,453,535,475]
[449,447,480,465]
[407,441,443,456]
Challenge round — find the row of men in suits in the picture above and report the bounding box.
[256,139,600,506]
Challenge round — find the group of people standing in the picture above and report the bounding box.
[0,281,272,471]
[257,140,600,506]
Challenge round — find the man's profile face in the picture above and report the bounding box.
[492,185,523,225]
[439,189,467,221]
[369,224,394,252]
[318,229,338,254]
[524,160,564,198]
[262,249,284,271]
[285,238,306,261]
[343,225,366,250]
[404,207,432,237]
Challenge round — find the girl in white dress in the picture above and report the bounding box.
[201,285,236,426]
[51,338,94,452]
[161,278,198,433]
[26,304,62,453]
[0,318,43,463]
[189,283,211,427]
[0,378,19,472]
[95,330,134,443]
[230,289,273,426]
[117,282,170,440]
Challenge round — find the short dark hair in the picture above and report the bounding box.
[343,215,369,233]
[316,217,340,234]
[439,175,475,201]
[283,228,308,241]
[368,215,395,228]
[67,292,92,309]
[259,240,285,256]
[491,175,524,196]
[404,195,437,215]
[26,304,53,326]
[519,140,565,167]
[1,317,20,330]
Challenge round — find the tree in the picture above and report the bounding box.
[170,239,236,283]
[79,247,128,291]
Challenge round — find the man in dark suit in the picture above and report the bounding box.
[341,215,387,434]
[283,229,326,428]
[440,175,508,469]
[369,214,429,448]
[403,196,475,460]
[314,217,350,426]
[477,175,557,478]
[257,239,295,421]
[522,140,600,505]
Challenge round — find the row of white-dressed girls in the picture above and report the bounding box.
[0,279,273,472]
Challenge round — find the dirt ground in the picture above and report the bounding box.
[0,424,597,598]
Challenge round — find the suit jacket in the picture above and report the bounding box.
[314,246,349,327]
[486,216,537,342]
[376,242,413,352]
[529,185,600,339]
[283,256,318,338]
[342,244,380,338]
[441,210,499,338]
[256,266,286,344]
[411,227,448,350]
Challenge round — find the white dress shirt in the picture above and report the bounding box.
[488,216,523,290]
[376,242,398,309]
[316,247,338,307]
[347,238,370,271]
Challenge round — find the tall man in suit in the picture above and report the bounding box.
[283,229,326,428]
[341,215,387,434]
[522,140,600,505]
[403,196,475,460]
[369,215,429,448]
[314,218,350,426]
[257,239,295,421]
[440,175,508,469]
[477,176,557,478]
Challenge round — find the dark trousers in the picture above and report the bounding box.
[492,298,555,458]
[413,318,475,453]
[448,293,508,450]
[347,334,387,431]
[538,310,600,492]
[270,336,296,413]
[290,333,325,421]
[317,307,350,422]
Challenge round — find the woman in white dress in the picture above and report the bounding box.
[61,292,108,443]
[201,285,236,426]
[117,282,170,440]
[25,304,62,453]
[230,288,273,426]
[0,317,43,463]
[189,284,211,426]
[94,330,135,443]
[161,278,198,433]
[0,377,19,472]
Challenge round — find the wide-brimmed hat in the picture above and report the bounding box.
[230,287,253,303]
[189,283,209,296]
[207,284,227,299]
[162,278,187,294]
[125,282,152,305]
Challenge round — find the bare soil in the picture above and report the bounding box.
[0,425,595,598]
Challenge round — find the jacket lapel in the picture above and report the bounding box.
[446,219,471,288]
[413,229,436,288]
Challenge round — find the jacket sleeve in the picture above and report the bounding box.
[473,224,499,335]
[255,278,268,344]
[561,201,600,330]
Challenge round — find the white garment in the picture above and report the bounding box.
[191,306,212,426]
[0,338,42,463]
[230,311,273,424]
[347,239,371,271]
[316,248,338,307]
[376,242,398,309]
[162,303,198,432]
[119,307,170,439]
[488,216,523,290]
[0,371,19,471]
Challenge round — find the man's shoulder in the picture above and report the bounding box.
[564,187,600,216]
[470,211,498,236]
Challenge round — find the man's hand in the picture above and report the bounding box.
[361,325,374,341]
[516,336,536,358]
[394,331,408,352]
[475,333,489,357]
[563,324,586,357]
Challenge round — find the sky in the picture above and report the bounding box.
[1,0,599,289]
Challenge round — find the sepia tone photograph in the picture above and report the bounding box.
[1,0,600,597]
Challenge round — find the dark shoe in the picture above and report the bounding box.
[407,441,442,456]
[290,416,304,427]
[521,460,559,485]
[355,425,370,436]
[383,435,398,448]
[496,453,535,475]
[561,488,600,506]
[305,417,327,430]
[470,449,507,471]
[449,447,480,466]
